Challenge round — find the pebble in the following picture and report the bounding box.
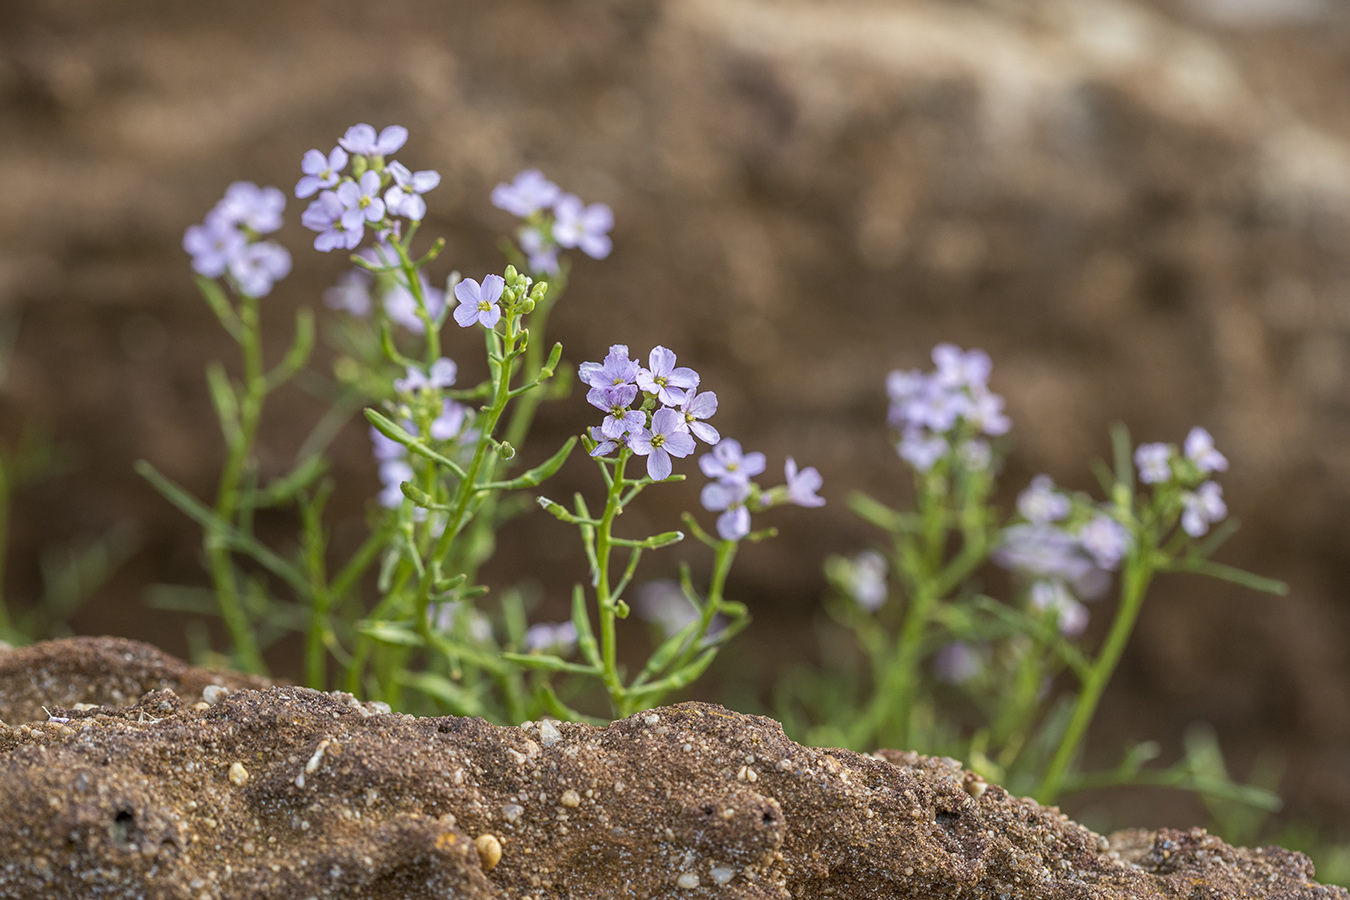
[539,720,561,747]
[202,685,229,705]
[475,834,502,871]
[677,872,699,889]
[228,762,249,786]
[559,789,580,808]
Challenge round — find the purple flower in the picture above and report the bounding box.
[227,241,291,298]
[492,169,561,218]
[430,400,471,440]
[1017,475,1070,524]
[296,147,348,199]
[382,276,446,334]
[183,215,246,278]
[384,161,440,221]
[337,170,387,237]
[886,369,926,406]
[303,191,362,252]
[784,457,825,507]
[1078,514,1130,571]
[579,344,639,391]
[553,193,614,259]
[932,344,992,391]
[588,425,621,458]
[378,459,414,508]
[629,407,696,481]
[994,524,1097,589]
[700,479,752,541]
[845,551,887,612]
[338,123,408,157]
[1184,427,1228,475]
[216,182,286,234]
[587,384,645,439]
[897,430,948,472]
[966,388,1011,437]
[933,642,983,684]
[959,439,992,471]
[324,270,374,316]
[518,226,559,274]
[523,621,578,655]
[452,275,505,329]
[636,346,699,406]
[1028,581,1089,637]
[369,425,406,462]
[395,357,457,393]
[636,580,710,639]
[699,439,766,485]
[673,390,719,444]
[1135,442,1172,485]
[1181,481,1226,537]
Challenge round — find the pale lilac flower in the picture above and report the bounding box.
[296,147,348,199]
[395,357,457,393]
[579,344,639,390]
[523,621,578,655]
[303,190,362,252]
[636,580,699,638]
[384,161,441,221]
[886,369,926,406]
[383,277,446,333]
[897,380,965,433]
[1181,481,1226,537]
[784,457,825,507]
[588,425,620,458]
[629,407,696,481]
[673,390,719,444]
[217,182,286,234]
[452,275,505,329]
[966,389,1011,436]
[700,479,752,541]
[960,440,992,471]
[636,346,699,406]
[1028,581,1089,637]
[1017,475,1070,525]
[338,123,408,157]
[994,524,1095,587]
[897,430,948,472]
[430,400,471,441]
[932,344,992,391]
[492,169,561,218]
[933,642,984,684]
[227,241,291,297]
[587,385,645,439]
[518,226,559,274]
[183,216,246,278]
[699,439,766,485]
[369,425,405,462]
[1078,514,1130,571]
[1184,427,1228,475]
[845,551,887,612]
[1135,443,1172,484]
[553,193,614,259]
[337,170,387,235]
[377,459,414,508]
[324,270,373,316]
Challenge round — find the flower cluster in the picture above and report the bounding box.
[1135,427,1229,538]
[299,124,441,252]
[323,244,448,333]
[994,475,1131,635]
[492,169,614,274]
[699,439,825,542]
[182,182,292,297]
[887,344,1010,472]
[581,344,717,481]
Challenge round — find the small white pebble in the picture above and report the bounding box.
[643,713,659,725]
[677,872,700,889]
[502,803,524,823]
[228,763,249,786]
[710,865,734,886]
[539,720,561,747]
[305,739,331,775]
[560,789,581,808]
[682,743,693,752]
[202,685,229,705]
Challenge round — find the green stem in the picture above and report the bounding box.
[208,292,266,674]
[595,454,630,711]
[1036,556,1156,804]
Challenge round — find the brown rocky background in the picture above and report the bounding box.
[2,0,1349,865]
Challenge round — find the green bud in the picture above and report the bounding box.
[504,264,520,286]
[530,281,549,301]
[614,599,630,619]
[497,441,516,460]
[400,482,435,507]
[521,298,536,314]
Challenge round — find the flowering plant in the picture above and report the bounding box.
[144,125,824,723]
[783,345,1284,810]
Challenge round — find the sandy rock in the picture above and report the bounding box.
[0,640,1343,899]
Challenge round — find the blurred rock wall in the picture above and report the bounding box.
[2,0,1349,831]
